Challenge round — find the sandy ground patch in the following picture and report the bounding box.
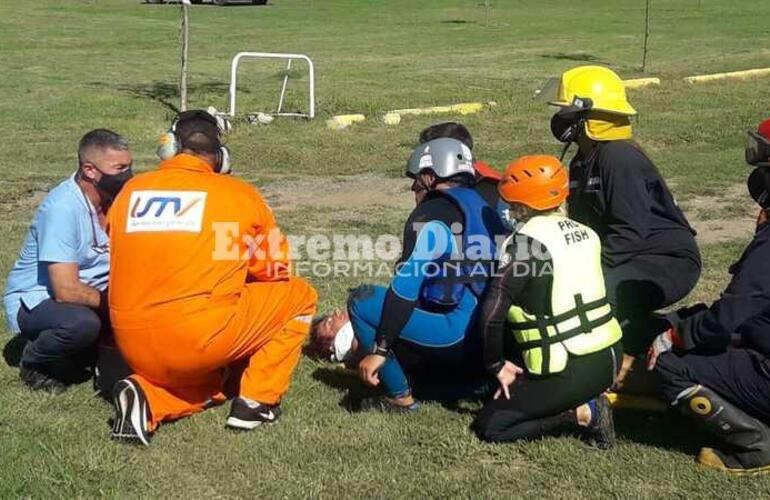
[678,184,756,246]
[264,176,756,247]
[261,174,414,212]
[11,178,758,248]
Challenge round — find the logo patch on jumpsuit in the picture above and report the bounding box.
[127,191,207,233]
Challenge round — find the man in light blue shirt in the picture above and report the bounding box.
[4,129,133,393]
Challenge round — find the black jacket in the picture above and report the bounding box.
[568,140,700,268]
[676,222,770,356]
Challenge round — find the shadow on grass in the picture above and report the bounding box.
[541,52,604,63]
[312,366,383,412]
[312,366,370,396]
[143,1,269,7]
[310,364,708,453]
[614,409,706,455]
[3,334,93,392]
[3,335,26,367]
[86,81,234,113]
[312,364,490,415]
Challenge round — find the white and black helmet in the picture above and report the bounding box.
[406,138,475,180]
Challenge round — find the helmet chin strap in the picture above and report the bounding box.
[558,115,589,161]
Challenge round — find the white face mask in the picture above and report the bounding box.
[332,321,355,363]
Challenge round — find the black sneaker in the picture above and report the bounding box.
[358,395,420,414]
[19,363,67,395]
[111,379,151,446]
[582,393,616,450]
[226,397,281,430]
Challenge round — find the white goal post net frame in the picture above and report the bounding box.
[227,52,315,119]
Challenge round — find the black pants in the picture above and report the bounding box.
[395,339,491,401]
[656,348,770,422]
[472,343,622,443]
[93,333,132,398]
[605,254,701,355]
[17,299,131,393]
[17,299,102,367]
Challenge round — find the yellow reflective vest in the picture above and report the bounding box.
[507,214,622,375]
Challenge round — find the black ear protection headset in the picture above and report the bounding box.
[157,110,231,174]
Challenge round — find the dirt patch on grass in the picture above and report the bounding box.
[12,175,754,249]
[679,184,756,246]
[265,176,757,247]
[21,190,48,208]
[1,189,48,217]
[262,174,414,212]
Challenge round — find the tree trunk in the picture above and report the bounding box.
[180,2,190,112]
[642,0,651,72]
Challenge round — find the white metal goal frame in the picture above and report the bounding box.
[227,52,315,119]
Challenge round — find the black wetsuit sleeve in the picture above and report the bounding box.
[374,196,462,350]
[480,237,537,374]
[676,226,770,350]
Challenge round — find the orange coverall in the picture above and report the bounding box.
[108,154,317,430]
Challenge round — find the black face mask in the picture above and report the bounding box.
[550,112,581,144]
[96,169,133,198]
[747,167,770,208]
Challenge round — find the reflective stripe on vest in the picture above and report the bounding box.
[507,214,622,375]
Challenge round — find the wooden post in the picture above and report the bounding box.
[180,0,190,112]
[642,0,651,72]
[485,0,491,28]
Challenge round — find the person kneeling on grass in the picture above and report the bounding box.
[107,110,317,445]
[312,137,506,411]
[3,129,133,394]
[646,120,770,475]
[471,155,622,447]
[542,67,700,396]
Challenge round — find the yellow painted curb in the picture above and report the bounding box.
[389,101,497,117]
[383,112,402,125]
[623,77,660,89]
[684,68,770,84]
[326,114,366,130]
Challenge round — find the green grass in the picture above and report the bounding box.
[2,0,770,497]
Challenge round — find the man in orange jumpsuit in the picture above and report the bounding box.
[107,110,317,445]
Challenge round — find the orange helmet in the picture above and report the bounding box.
[498,155,568,211]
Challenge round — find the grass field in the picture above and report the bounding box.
[2,0,770,497]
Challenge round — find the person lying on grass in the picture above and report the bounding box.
[309,137,506,411]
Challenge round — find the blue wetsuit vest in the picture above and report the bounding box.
[420,187,506,308]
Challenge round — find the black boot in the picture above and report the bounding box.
[19,362,67,394]
[677,385,770,475]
